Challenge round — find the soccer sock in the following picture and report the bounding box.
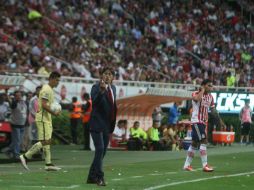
[200,144,207,167]
[25,142,42,159]
[184,145,195,168]
[172,144,176,151]
[43,145,51,164]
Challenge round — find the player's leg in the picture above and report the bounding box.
[183,141,198,171]
[245,123,251,144]
[24,121,44,159]
[240,124,244,143]
[183,124,199,171]
[198,123,213,172]
[20,121,44,170]
[42,123,61,171]
[200,139,208,168]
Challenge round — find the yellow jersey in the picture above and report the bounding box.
[35,84,54,124]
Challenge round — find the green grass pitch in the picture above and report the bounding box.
[0,144,254,190]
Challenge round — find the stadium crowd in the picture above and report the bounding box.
[0,0,253,87]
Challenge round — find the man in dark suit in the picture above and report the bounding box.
[86,67,117,186]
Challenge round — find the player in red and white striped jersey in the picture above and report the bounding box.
[183,79,225,172]
[191,89,215,124]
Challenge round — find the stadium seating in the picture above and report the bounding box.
[0,0,253,87]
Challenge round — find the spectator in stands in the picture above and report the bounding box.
[6,90,27,160]
[127,121,147,150]
[226,71,236,87]
[0,0,253,87]
[239,99,252,145]
[69,96,82,144]
[37,56,52,76]
[82,93,92,150]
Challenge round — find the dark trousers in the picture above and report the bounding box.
[87,130,110,181]
[9,125,25,158]
[127,138,143,150]
[70,118,80,144]
[150,141,163,150]
[83,122,90,150]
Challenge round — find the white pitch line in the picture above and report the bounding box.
[12,185,80,189]
[192,167,204,172]
[164,172,177,175]
[111,168,200,182]
[131,176,144,178]
[148,173,163,176]
[112,178,123,181]
[144,171,254,190]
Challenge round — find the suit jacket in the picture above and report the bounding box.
[89,82,117,133]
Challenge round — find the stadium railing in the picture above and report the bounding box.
[2,72,254,93]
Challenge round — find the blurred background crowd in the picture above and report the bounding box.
[0,0,253,87]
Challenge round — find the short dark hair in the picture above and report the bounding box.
[153,120,160,124]
[83,93,90,100]
[14,90,21,95]
[134,121,140,126]
[49,71,61,79]
[36,85,42,91]
[72,96,78,102]
[118,120,125,126]
[101,66,115,76]
[201,79,212,86]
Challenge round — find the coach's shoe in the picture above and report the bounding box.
[203,164,214,172]
[97,179,106,186]
[86,178,97,184]
[20,155,30,171]
[183,165,193,171]
[45,164,61,171]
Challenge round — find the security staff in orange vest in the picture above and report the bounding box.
[70,97,82,144]
[82,93,92,150]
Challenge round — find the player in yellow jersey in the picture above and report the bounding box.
[20,71,61,171]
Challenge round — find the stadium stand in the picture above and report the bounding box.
[0,0,253,87]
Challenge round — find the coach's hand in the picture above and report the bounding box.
[100,79,107,92]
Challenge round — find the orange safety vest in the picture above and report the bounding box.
[70,101,82,119]
[82,99,92,123]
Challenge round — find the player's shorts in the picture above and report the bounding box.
[241,122,251,135]
[191,123,206,142]
[36,121,53,141]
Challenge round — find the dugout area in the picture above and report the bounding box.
[116,87,193,130]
